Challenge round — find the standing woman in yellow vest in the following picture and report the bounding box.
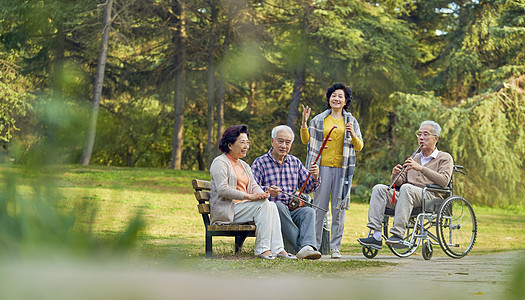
[300,83,363,259]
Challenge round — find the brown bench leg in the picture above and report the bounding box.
[234,232,249,255]
[205,232,213,258]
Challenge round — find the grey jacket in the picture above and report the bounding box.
[209,153,264,225]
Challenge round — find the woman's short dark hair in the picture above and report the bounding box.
[218,124,249,153]
[325,82,353,111]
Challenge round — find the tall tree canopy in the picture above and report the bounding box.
[1,0,524,206]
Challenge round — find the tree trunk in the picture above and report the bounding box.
[79,0,114,166]
[248,81,256,115]
[287,65,305,131]
[216,75,225,156]
[197,141,205,170]
[286,16,307,131]
[170,0,186,170]
[216,17,231,153]
[49,22,65,164]
[206,0,218,170]
[53,24,65,102]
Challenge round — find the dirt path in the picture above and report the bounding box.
[325,250,524,299]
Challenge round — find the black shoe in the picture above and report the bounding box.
[385,235,403,245]
[357,236,382,250]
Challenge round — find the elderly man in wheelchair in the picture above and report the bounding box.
[358,120,476,260]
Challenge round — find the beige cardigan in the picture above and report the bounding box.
[392,150,454,198]
[209,153,264,225]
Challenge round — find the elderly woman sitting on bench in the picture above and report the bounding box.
[209,124,296,260]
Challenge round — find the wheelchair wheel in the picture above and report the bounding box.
[384,216,419,258]
[437,196,477,258]
[422,241,433,260]
[362,246,378,259]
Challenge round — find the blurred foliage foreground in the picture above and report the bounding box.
[0,165,144,259]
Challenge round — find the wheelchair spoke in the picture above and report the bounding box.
[437,196,477,258]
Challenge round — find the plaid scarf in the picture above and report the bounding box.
[305,109,362,210]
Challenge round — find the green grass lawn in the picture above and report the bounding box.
[2,164,524,276]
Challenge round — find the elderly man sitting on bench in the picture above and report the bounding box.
[252,125,322,260]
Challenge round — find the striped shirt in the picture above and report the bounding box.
[251,150,320,205]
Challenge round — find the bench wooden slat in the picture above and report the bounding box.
[198,203,210,214]
[192,179,211,190]
[194,190,210,202]
[208,224,256,231]
[193,178,255,258]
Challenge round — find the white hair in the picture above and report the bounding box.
[420,120,442,136]
[271,125,295,142]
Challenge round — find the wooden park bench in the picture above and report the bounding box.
[192,179,256,258]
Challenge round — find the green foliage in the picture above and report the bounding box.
[0,57,33,143]
[11,97,88,166]
[441,76,525,206]
[493,0,525,65]
[92,94,173,167]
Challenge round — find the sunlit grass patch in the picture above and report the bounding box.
[3,164,524,270]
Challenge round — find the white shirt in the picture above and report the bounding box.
[420,148,439,166]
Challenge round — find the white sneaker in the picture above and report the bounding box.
[296,246,322,260]
[331,249,342,259]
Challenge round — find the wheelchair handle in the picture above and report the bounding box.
[454,165,466,175]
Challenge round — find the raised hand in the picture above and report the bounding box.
[301,104,311,128]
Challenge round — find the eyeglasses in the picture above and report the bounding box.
[415,132,437,138]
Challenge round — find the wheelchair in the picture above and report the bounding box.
[361,165,477,260]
